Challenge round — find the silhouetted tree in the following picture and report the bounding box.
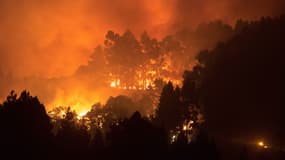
[0,90,52,157]
[196,15,285,145]
[89,128,105,156]
[104,95,138,119]
[54,107,89,156]
[155,82,183,131]
[239,146,249,160]
[181,67,202,105]
[106,111,167,160]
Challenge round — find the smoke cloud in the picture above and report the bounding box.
[0,0,165,78]
[1,0,284,77]
[0,0,284,111]
[171,0,285,30]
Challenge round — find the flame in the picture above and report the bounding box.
[257,141,269,149]
[110,79,120,88]
[110,81,116,88]
[47,87,106,114]
[258,141,264,146]
[79,110,88,117]
[45,43,183,114]
[109,78,156,90]
[108,68,159,90]
[77,110,88,119]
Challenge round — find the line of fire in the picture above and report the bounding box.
[47,30,205,145]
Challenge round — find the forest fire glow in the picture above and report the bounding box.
[0,1,284,158]
[79,110,88,117]
[109,78,156,90]
[46,88,105,114]
[257,141,269,149]
[258,141,264,147]
[78,110,88,119]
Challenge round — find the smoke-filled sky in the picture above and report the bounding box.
[0,0,284,111]
[0,0,284,78]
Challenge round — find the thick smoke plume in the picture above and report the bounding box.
[0,0,284,112]
[172,0,285,30]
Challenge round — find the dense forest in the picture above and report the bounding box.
[0,16,284,160]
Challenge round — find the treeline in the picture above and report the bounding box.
[196,16,285,143]
[191,15,285,160]
[0,89,214,160]
[0,58,210,159]
[0,64,209,159]
[75,20,235,87]
[1,15,285,160]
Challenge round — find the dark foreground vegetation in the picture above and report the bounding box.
[0,16,284,160]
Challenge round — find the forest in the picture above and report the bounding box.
[0,15,284,160]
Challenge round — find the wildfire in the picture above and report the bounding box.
[110,79,120,88]
[106,65,183,91]
[47,87,105,115]
[110,81,116,88]
[257,141,269,149]
[258,141,264,147]
[77,110,88,119]
[109,78,156,90]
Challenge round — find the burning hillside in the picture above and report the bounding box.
[0,21,235,114]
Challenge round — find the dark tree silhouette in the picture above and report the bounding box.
[196,15,285,147]
[106,111,167,160]
[239,146,249,160]
[90,128,104,150]
[181,67,202,105]
[0,90,52,157]
[170,129,220,160]
[104,95,139,119]
[155,82,184,131]
[1,16,285,160]
[54,107,89,155]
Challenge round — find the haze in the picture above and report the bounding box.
[0,0,284,111]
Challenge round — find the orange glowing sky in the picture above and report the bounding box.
[1,0,284,78]
[0,0,175,78]
[0,0,284,112]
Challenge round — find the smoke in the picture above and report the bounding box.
[1,0,284,77]
[171,0,285,30]
[0,0,284,111]
[0,0,161,78]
